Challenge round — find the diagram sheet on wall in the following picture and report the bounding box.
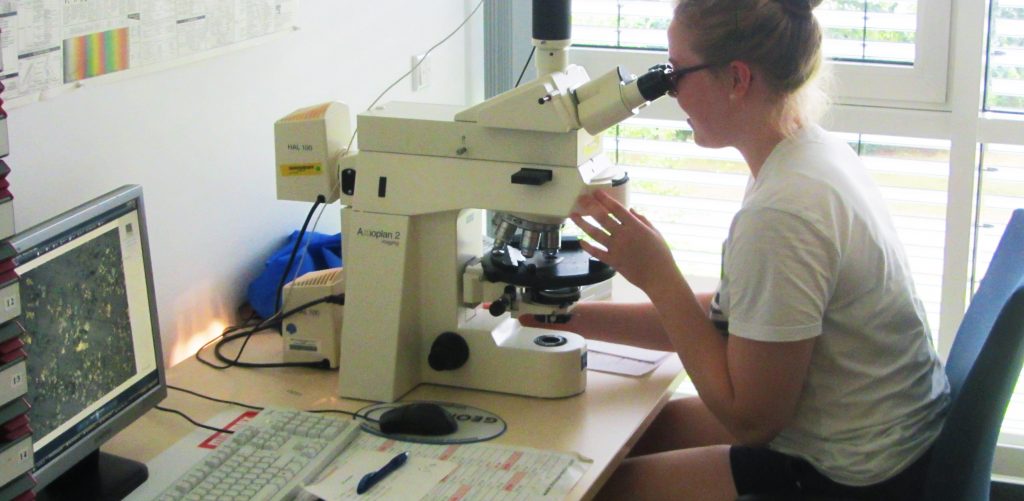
[0,0,296,102]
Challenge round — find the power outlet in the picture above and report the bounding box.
[411,54,430,91]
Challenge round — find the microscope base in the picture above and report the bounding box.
[423,318,587,399]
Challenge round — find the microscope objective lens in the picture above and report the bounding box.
[521,230,541,257]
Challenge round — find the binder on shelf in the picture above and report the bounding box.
[0,400,29,428]
[0,321,22,347]
[0,203,12,244]
[0,361,25,409]
[0,337,23,365]
[0,77,7,159]
[0,415,28,443]
[0,473,35,501]
[0,242,15,263]
[0,282,18,326]
[0,262,15,290]
[0,436,32,493]
[0,113,8,160]
[0,188,13,243]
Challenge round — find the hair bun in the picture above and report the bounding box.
[775,0,816,20]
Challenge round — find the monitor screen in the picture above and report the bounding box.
[11,185,165,497]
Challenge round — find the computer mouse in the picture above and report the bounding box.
[378,403,458,436]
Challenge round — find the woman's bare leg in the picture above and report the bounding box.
[596,445,737,501]
[630,396,736,456]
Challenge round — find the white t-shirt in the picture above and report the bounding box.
[710,125,950,486]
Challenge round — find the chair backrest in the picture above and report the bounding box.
[923,209,1024,501]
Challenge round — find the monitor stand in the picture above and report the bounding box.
[36,450,148,501]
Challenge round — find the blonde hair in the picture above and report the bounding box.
[674,0,830,135]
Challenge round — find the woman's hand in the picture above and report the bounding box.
[571,190,678,294]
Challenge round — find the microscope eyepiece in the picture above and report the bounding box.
[573,64,672,134]
[636,64,675,101]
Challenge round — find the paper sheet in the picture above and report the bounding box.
[336,434,592,500]
[586,339,673,376]
[304,450,457,501]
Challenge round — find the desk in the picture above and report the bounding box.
[104,333,684,500]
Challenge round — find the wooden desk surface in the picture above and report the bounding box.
[104,332,683,500]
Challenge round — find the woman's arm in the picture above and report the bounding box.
[644,269,815,445]
[521,301,674,352]
[520,291,714,351]
[572,191,815,445]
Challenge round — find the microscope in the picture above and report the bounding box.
[274,0,674,402]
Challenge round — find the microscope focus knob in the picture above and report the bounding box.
[488,299,508,316]
[428,332,470,371]
[487,285,517,317]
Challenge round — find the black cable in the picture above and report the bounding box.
[217,194,326,370]
[274,195,326,318]
[307,408,378,423]
[222,310,261,336]
[166,385,374,422]
[155,405,235,434]
[193,315,262,369]
[197,294,344,369]
[195,320,266,370]
[167,385,264,410]
[215,295,341,368]
[514,47,536,88]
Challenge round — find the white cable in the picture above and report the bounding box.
[330,0,487,198]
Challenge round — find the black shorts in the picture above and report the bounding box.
[730,445,932,500]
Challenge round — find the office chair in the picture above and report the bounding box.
[922,208,1024,501]
[739,208,1024,501]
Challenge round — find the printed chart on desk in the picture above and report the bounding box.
[0,0,297,103]
[311,434,592,501]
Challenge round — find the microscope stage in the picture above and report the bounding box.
[481,238,615,289]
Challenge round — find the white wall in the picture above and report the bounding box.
[7,0,481,367]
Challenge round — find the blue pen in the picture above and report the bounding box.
[356,451,409,495]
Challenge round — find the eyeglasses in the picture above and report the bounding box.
[666,62,716,97]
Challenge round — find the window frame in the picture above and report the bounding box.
[826,0,953,107]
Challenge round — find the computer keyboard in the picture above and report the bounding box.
[157,407,360,501]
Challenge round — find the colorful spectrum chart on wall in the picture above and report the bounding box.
[0,0,298,105]
[63,28,130,83]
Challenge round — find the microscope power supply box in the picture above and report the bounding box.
[281,267,344,368]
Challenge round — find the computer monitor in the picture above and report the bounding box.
[10,185,166,499]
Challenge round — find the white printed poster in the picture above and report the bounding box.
[0,0,297,103]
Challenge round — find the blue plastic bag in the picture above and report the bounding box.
[246,231,342,318]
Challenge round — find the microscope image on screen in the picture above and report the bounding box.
[20,228,137,440]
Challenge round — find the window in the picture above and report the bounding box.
[572,1,671,49]
[610,120,745,281]
[572,0,921,64]
[570,0,952,105]
[819,0,917,64]
[986,0,1024,113]
[975,144,1024,284]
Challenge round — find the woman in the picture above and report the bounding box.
[524,0,950,499]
